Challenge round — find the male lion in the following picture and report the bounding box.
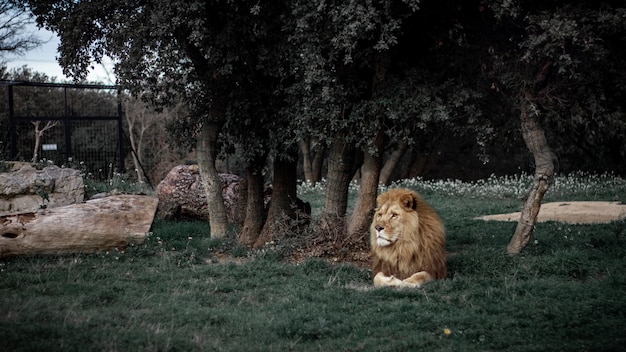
[370,188,447,287]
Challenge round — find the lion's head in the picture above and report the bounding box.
[370,188,447,285]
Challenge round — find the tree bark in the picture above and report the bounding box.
[31,120,58,163]
[196,121,229,238]
[507,96,555,254]
[379,141,407,185]
[125,103,147,183]
[299,139,314,183]
[311,142,325,184]
[255,151,299,248]
[319,136,355,235]
[347,131,385,241]
[345,52,388,239]
[238,155,266,247]
[0,195,158,258]
[299,138,325,185]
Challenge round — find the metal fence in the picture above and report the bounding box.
[1,81,126,179]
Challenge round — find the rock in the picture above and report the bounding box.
[1,195,159,258]
[0,162,84,215]
[155,164,245,224]
[156,164,312,227]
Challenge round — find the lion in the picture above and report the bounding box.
[370,188,447,287]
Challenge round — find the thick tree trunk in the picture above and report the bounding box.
[196,121,229,238]
[507,98,555,254]
[379,141,407,185]
[0,195,158,258]
[347,131,385,241]
[255,152,299,248]
[319,136,355,235]
[238,155,266,247]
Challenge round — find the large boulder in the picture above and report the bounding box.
[155,164,245,224]
[0,162,85,215]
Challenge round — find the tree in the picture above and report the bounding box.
[287,0,424,241]
[0,1,42,57]
[284,0,490,245]
[123,97,151,183]
[25,0,625,254]
[30,119,57,162]
[480,0,626,253]
[123,95,185,185]
[298,138,325,186]
[25,0,292,239]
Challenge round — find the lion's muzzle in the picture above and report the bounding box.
[375,227,392,247]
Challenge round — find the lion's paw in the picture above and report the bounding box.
[402,271,434,287]
[373,272,405,287]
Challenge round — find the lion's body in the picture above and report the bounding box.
[370,188,446,287]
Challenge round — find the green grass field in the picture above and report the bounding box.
[2,173,625,351]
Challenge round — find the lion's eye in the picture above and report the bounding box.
[390,213,398,219]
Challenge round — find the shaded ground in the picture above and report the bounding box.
[215,201,626,268]
[288,232,371,268]
[477,201,626,224]
[290,201,626,268]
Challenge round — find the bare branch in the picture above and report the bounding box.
[0,2,44,57]
[31,120,59,163]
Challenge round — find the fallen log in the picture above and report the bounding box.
[0,195,159,258]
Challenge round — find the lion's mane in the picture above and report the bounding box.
[370,188,447,282]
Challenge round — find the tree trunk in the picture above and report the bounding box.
[311,142,325,184]
[507,97,555,254]
[31,121,58,163]
[319,136,355,235]
[255,151,299,248]
[299,139,314,183]
[32,124,40,164]
[131,127,147,183]
[299,138,325,185]
[0,195,158,258]
[125,106,147,183]
[196,121,229,238]
[238,155,266,247]
[379,141,407,185]
[347,131,385,240]
[406,151,429,179]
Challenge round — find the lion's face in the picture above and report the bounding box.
[371,191,420,248]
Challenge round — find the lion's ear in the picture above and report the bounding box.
[400,193,417,211]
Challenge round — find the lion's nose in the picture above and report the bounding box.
[375,225,384,232]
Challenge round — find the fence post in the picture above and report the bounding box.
[63,86,73,161]
[116,88,125,172]
[8,84,16,159]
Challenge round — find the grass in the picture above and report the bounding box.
[2,173,626,351]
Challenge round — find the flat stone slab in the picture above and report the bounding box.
[477,201,626,224]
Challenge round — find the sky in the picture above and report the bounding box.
[3,25,115,84]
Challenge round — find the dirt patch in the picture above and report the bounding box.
[477,201,626,224]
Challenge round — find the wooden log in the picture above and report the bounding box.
[0,195,159,258]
